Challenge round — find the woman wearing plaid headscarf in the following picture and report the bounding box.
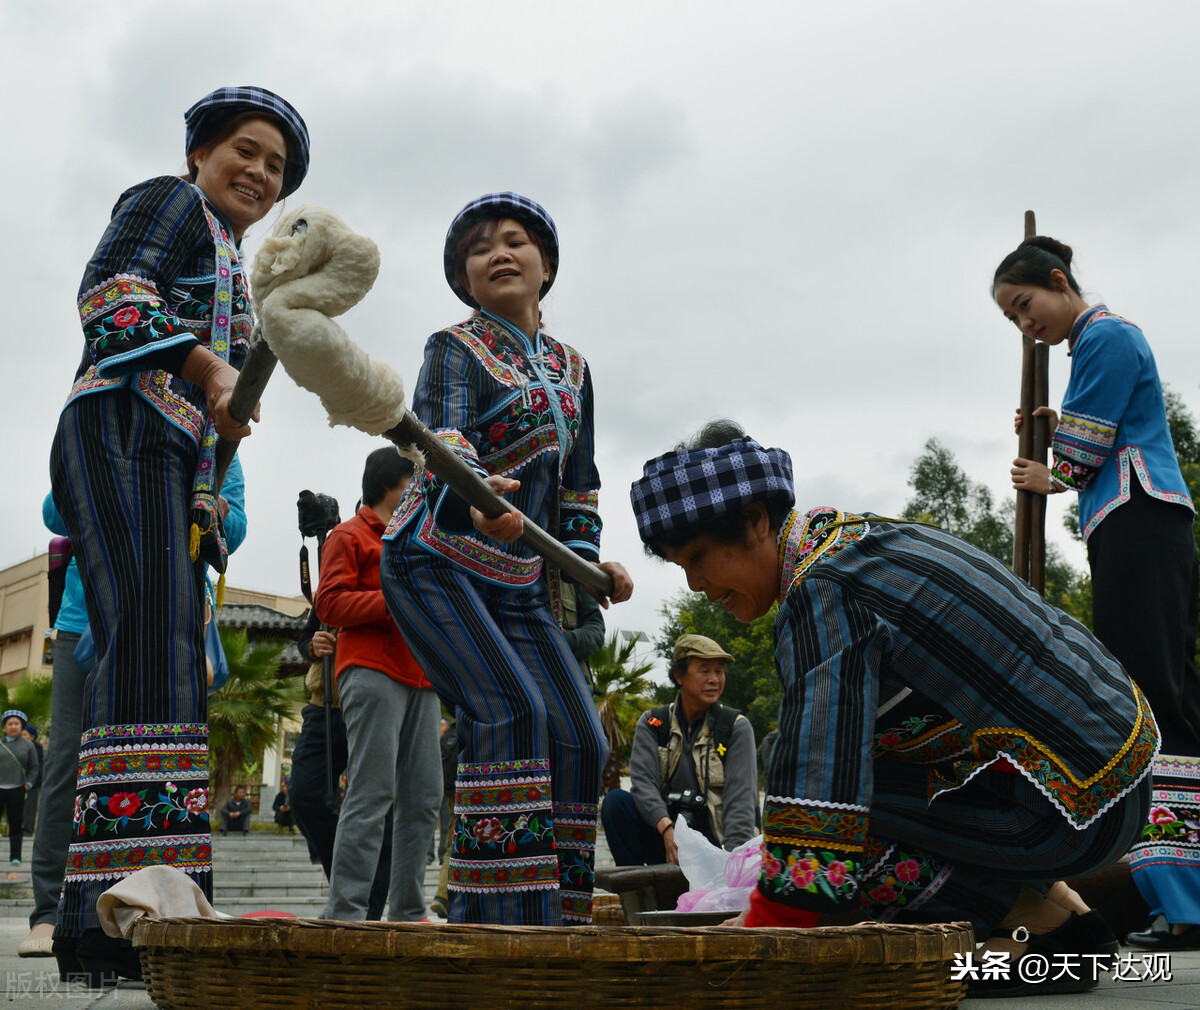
[631,420,1155,998]
[48,87,309,983]
[380,193,632,926]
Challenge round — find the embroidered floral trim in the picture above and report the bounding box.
[553,802,597,916]
[873,715,972,764]
[481,426,560,476]
[761,845,859,907]
[75,778,209,838]
[1154,755,1200,778]
[448,854,560,893]
[928,683,1159,829]
[76,744,209,788]
[459,758,554,778]
[855,847,945,917]
[64,835,212,881]
[415,510,542,587]
[763,798,869,855]
[1081,447,1195,541]
[450,758,560,894]
[81,723,208,742]
[777,507,871,601]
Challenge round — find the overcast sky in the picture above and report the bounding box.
[4,1,1199,671]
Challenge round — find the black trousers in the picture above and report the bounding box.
[289,704,392,920]
[1088,478,1200,755]
[0,786,25,861]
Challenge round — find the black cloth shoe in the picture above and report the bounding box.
[1125,920,1200,950]
[1077,909,1120,956]
[967,912,1103,998]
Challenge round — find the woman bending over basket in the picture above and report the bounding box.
[381,192,632,926]
[629,420,1156,998]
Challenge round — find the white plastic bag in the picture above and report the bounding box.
[673,817,763,914]
[673,814,728,892]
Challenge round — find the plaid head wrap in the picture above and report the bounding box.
[630,437,795,545]
[444,192,559,307]
[185,87,310,197]
[1,710,27,728]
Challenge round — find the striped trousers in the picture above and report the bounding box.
[381,536,607,925]
[49,392,211,937]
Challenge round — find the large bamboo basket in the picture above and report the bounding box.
[132,917,972,1009]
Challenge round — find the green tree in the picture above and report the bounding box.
[589,632,655,793]
[902,438,1089,622]
[208,627,304,815]
[0,673,54,735]
[655,592,780,741]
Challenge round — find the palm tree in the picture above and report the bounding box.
[589,633,655,795]
[208,627,304,816]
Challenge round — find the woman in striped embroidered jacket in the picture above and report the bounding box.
[995,236,1200,951]
[631,420,1156,997]
[47,87,309,983]
[380,193,632,927]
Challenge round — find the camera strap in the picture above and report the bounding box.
[299,543,314,605]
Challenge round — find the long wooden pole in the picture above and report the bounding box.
[384,411,615,598]
[1011,209,1049,594]
[216,337,615,597]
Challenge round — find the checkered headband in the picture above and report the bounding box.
[184,87,310,197]
[444,192,559,307]
[1,710,27,727]
[630,438,795,545]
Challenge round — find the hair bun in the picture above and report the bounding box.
[1020,235,1073,270]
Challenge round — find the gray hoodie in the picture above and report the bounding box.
[0,735,37,790]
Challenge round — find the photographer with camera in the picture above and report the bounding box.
[601,635,758,866]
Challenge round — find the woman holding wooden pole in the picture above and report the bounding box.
[380,193,632,926]
[48,87,310,982]
[993,236,1200,949]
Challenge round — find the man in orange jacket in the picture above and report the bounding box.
[316,447,443,921]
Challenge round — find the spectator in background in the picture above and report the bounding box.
[220,786,252,836]
[288,611,392,919]
[0,711,37,866]
[560,577,605,689]
[429,717,459,919]
[273,781,295,832]
[317,447,442,922]
[601,635,758,866]
[21,726,43,836]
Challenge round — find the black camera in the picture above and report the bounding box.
[666,788,709,832]
[297,490,341,538]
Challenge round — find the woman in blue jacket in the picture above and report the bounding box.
[994,235,1200,949]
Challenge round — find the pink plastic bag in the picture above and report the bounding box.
[673,823,764,914]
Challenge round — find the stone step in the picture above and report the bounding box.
[213,884,330,899]
[211,869,329,884]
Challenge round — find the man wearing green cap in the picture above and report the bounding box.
[600,635,758,865]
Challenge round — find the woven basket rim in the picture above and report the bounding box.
[133,916,973,964]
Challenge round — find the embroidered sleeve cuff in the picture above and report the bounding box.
[427,428,489,533]
[1049,451,1100,492]
[81,277,197,373]
[1052,411,1116,472]
[559,487,602,554]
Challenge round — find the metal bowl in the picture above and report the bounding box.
[633,909,736,926]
